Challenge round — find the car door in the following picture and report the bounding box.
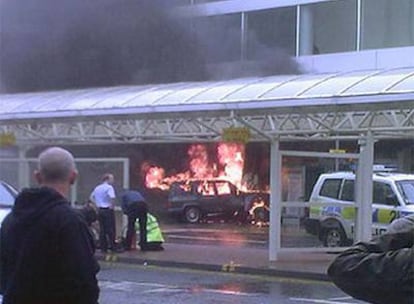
[195,180,222,215]
[371,181,400,236]
[214,181,240,215]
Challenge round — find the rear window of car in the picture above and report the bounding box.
[340,179,354,201]
[319,178,342,199]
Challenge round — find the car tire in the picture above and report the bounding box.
[322,226,346,247]
[252,206,269,222]
[184,206,201,223]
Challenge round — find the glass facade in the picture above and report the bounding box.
[301,1,357,55]
[362,0,414,49]
[181,0,414,61]
[246,7,296,58]
[192,13,242,63]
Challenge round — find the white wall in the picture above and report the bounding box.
[297,46,414,73]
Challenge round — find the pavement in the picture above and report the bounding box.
[95,242,337,282]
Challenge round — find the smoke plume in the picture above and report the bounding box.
[0,0,301,93]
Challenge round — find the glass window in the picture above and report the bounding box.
[246,7,296,58]
[396,180,414,204]
[362,0,414,49]
[340,179,354,202]
[215,181,232,195]
[373,182,396,206]
[319,179,342,199]
[300,1,357,55]
[192,13,242,63]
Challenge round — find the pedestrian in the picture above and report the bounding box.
[0,146,100,304]
[327,214,414,304]
[121,190,148,251]
[90,173,118,255]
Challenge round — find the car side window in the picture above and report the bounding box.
[215,181,231,195]
[373,182,396,206]
[170,182,191,195]
[340,179,354,201]
[319,178,342,199]
[197,181,215,196]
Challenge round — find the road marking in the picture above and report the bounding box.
[289,297,359,303]
[101,280,255,297]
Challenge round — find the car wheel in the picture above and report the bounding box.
[322,227,346,247]
[252,206,269,222]
[184,206,201,223]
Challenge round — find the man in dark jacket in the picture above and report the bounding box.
[328,214,414,304]
[0,147,100,304]
[121,190,148,251]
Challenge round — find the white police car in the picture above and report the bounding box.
[304,170,414,247]
[0,181,18,226]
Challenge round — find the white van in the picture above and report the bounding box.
[304,171,414,247]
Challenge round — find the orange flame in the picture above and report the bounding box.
[144,143,247,190]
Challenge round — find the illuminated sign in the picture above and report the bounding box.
[329,149,346,154]
[221,127,250,144]
[0,132,16,147]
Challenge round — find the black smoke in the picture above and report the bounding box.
[0,0,301,93]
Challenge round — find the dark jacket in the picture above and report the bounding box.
[121,190,147,217]
[328,216,414,304]
[0,187,100,304]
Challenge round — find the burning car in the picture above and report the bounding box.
[166,178,269,224]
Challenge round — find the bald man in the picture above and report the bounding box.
[0,147,100,304]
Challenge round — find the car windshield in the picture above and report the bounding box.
[0,182,17,208]
[396,180,414,205]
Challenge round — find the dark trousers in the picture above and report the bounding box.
[98,208,116,252]
[125,202,148,249]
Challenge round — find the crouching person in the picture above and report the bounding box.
[136,213,164,251]
[121,190,148,251]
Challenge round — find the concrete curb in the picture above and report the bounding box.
[96,254,330,282]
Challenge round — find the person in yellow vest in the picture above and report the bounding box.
[135,213,164,251]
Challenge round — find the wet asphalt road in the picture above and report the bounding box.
[98,262,366,304]
[161,220,322,248]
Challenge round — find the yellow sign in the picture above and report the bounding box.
[329,149,346,154]
[222,127,251,144]
[0,132,16,147]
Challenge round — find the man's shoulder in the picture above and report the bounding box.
[387,215,414,234]
[50,201,84,221]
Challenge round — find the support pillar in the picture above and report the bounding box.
[299,5,315,55]
[269,140,282,261]
[355,132,374,242]
[17,147,30,190]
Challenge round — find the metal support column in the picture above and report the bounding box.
[17,147,30,190]
[269,140,282,261]
[355,131,374,242]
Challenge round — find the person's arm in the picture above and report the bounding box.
[89,190,97,206]
[108,186,116,209]
[328,231,414,304]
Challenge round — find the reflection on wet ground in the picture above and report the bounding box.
[162,220,322,248]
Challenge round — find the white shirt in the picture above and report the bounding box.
[90,182,116,208]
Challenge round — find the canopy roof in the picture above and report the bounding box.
[1,67,413,145]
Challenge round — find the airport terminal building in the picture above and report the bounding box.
[0,0,413,259]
